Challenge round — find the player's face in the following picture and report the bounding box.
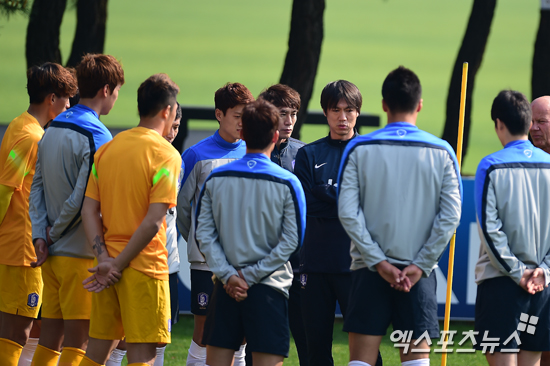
[218,104,245,143]
[325,98,358,140]
[163,104,178,138]
[531,102,550,152]
[101,83,121,116]
[278,107,297,141]
[49,94,70,120]
[164,118,181,144]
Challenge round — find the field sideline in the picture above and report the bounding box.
[0,0,539,174]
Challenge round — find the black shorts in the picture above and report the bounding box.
[169,272,179,325]
[343,267,439,339]
[190,269,214,316]
[203,282,290,357]
[475,276,550,352]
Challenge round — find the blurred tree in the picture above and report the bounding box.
[280,0,325,140]
[442,0,497,161]
[25,0,108,69]
[532,1,550,99]
[0,0,29,18]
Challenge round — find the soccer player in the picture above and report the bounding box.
[29,54,124,366]
[338,66,462,366]
[0,63,77,365]
[176,82,254,366]
[474,90,550,366]
[293,80,363,366]
[195,99,306,366]
[79,73,181,366]
[258,84,308,366]
[104,104,182,366]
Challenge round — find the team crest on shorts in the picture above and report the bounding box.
[300,274,307,287]
[198,292,209,308]
[27,293,39,308]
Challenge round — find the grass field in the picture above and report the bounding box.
[145,315,489,366]
[0,0,540,174]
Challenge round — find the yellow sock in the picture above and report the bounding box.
[30,344,61,366]
[0,337,23,366]
[78,355,103,366]
[58,347,86,366]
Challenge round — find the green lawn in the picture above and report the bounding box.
[0,0,539,174]
[139,315,488,365]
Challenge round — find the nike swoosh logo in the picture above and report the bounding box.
[315,163,327,169]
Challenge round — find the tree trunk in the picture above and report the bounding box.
[280,0,325,140]
[66,0,108,67]
[532,2,550,100]
[25,0,67,68]
[442,0,496,160]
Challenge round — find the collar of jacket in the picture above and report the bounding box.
[325,129,359,146]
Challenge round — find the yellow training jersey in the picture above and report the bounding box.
[85,127,181,280]
[0,112,44,266]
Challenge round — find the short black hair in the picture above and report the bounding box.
[320,80,362,113]
[241,100,278,150]
[137,74,179,118]
[382,66,422,113]
[491,90,531,136]
[175,102,182,121]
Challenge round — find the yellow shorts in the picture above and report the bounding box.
[89,267,171,343]
[41,256,94,319]
[0,264,42,318]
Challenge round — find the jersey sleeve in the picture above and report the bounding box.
[150,151,182,208]
[0,134,39,190]
[85,162,100,201]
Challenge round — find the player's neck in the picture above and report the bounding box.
[27,104,50,128]
[79,98,104,117]
[247,143,275,158]
[386,112,417,125]
[138,117,165,136]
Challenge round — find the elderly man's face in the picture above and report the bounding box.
[531,97,550,153]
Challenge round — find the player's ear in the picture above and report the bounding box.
[48,93,56,106]
[382,99,389,112]
[272,130,280,144]
[160,104,171,120]
[416,99,423,113]
[215,108,224,123]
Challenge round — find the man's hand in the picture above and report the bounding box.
[224,271,249,302]
[393,264,423,292]
[46,226,53,246]
[520,268,547,294]
[376,261,410,290]
[82,258,122,293]
[30,239,48,268]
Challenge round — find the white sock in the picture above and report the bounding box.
[349,361,372,366]
[402,359,429,366]
[17,338,38,366]
[232,344,246,366]
[186,340,206,366]
[153,346,166,366]
[105,348,127,366]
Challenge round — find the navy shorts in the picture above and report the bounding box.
[475,276,550,352]
[190,269,214,316]
[343,266,439,339]
[169,272,179,325]
[203,281,290,357]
